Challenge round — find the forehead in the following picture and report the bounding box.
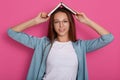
[54,12,68,20]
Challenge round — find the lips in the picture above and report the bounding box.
[58,29,65,32]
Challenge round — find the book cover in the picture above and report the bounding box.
[48,2,77,16]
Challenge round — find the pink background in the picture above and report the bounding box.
[0,0,119,80]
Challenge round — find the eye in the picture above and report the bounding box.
[54,21,59,24]
[63,20,69,23]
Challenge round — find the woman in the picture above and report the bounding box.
[7,8,114,80]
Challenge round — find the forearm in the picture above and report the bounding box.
[11,18,37,32]
[86,19,110,35]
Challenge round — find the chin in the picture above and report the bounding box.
[58,33,67,37]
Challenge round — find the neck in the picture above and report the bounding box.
[56,36,70,42]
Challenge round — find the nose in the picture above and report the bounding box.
[59,21,63,28]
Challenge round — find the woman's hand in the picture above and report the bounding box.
[11,12,50,32]
[75,12,91,25]
[34,12,50,24]
[75,12,110,35]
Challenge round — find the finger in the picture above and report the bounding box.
[75,12,80,16]
[77,12,85,15]
[75,15,80,20]
[79,12,87,17]
[76,12,84,17]
[41,12,48,18]
[38,13,42,17]
[45,16,50,20]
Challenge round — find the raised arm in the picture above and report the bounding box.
[11,12,49,32]
[75,12,114,52]
[8,12,49,49]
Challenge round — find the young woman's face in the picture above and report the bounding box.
[53,12,70,37]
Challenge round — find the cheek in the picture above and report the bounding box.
[66,26,70,32]
[53,26,58,32]
[65,24,70,30]
[66,23,70,29]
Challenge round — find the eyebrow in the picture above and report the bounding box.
[54,18,69,21]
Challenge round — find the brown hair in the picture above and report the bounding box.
[47,7,77,43]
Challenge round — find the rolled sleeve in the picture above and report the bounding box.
[84,33,114,53]
[7,29,40,49]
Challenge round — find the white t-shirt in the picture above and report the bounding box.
[43,41,78,80]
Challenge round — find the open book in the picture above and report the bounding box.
[48,2,77,16]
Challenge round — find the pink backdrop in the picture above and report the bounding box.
[0,0,119,80]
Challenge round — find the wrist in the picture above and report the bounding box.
[33,18,39,25]
[85,18,94,26]
[33,17,43,25]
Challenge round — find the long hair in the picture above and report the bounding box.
[47,7,77,44]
